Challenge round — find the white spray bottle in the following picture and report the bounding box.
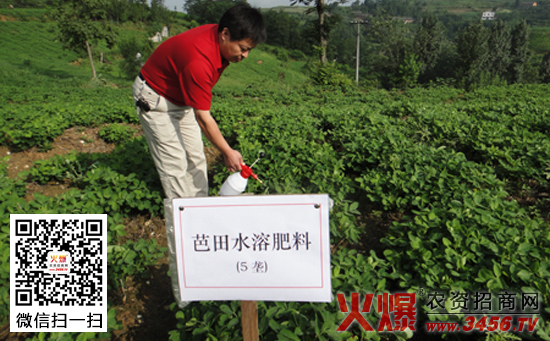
[219,152,264,196]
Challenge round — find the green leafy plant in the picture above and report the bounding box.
[118,35,154,79]
[394,53,423,89]
[307,60,354,88]
[98,123,137,144]
[107,238,167,289]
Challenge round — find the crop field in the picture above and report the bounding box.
[1,14,550,341]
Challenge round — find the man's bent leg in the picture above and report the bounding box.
[175,108,208,197]
[132,77,194,308]
[136,86,198,199]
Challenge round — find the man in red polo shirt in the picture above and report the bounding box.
[132,4,265,199]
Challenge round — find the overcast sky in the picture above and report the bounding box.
[164,0,302,12]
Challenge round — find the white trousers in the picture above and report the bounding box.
[132,75,208,199]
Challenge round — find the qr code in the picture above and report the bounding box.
[10,214,107,332]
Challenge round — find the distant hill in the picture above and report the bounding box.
[268,0,546,19]
[0,12,309,91]
[422,0,517,12]
[261,5,310,14]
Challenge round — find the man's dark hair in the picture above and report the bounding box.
[218,3,266,44]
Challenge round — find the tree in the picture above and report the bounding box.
[184,0,248,25]
[127,0,150,22]
[456,21,489,89]
[365,11,413,89]
[53,0,117,79]
[508,19,531,83]
[290,0,348,62]
[150,0,175,24]
[393,53,422,89]
[106,0,129,23]
[263,9,303,51]
[487,20,511,81]
[119,35,154,79]
[413,14,444,83]
[325,16,357,65]
[539,51,550,84]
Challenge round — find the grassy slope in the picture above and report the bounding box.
[0,14,309,93]
[216,50,308,93]
[0,20,89,88]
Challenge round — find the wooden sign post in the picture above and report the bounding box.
[241,300,258,341]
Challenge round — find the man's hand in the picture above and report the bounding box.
[194,109,243,173]
[224,149,243,173]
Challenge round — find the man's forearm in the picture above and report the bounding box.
[194,109,243,172]
[194,109,232,154]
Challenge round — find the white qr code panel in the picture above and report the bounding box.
[10,214,107,332]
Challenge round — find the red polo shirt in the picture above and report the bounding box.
[140,24,229,111]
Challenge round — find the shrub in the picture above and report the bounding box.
[98,123,137,144]
[307,60,354,88]
[289,49,307,61]
[276,48,289,62]
[118,36,153,79]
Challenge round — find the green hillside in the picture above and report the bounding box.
[0,20,89,87]
[0,9,309,90]
[216,48,308,92]
[422,0,518,12]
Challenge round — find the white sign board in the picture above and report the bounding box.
[172,194,332,302]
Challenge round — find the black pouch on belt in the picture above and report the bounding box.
[136,98,151,112]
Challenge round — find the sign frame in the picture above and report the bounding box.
[171,194,332,302]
